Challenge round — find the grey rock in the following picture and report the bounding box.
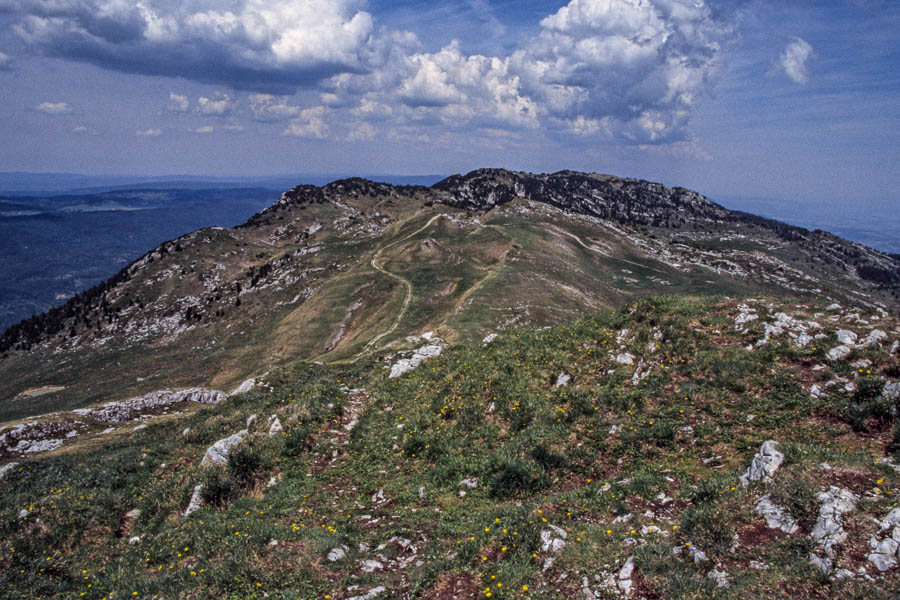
[184,484,204,517]
[707,569,729,588]
[880,508,900,531]
[883,382,900,403]
[0,462,19,480]
[740,440,784,486]
[125,509,141,519]
[812,486,856,557]
[615,353,635,365]
[327,546,348,562]
[246,414,257,427]
[360,559,384,573]
[809,554,833,574]
[346,587,386,600]
[836,330,858,345]
[201,429,247,466]
[389,342,445,378]
[617,556,635,596]
[860,329,887,348]
[868,549,897,572]
[755,495,799,534]
[827,345,852,361]
[230,378,257,396]
[810,384,822,398]
[891,340,899,356]
[268,416,283,436]
[540,525,568,553]
[128,536,141,545]
[459,477,478,489]
[555,373,571,387]
[83,388,226,423]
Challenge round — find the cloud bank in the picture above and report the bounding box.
[6,0,735,145]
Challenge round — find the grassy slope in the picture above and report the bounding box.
[3,296,899,599]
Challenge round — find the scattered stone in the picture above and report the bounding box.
[860,329,887,348]
[268,416,283,436]
[617,557,635,596]
[540,525,567,553]
[809,554,833,574]
[133,424,147,432]
[755,495,799,534]
[482,333,498,345]
[707,568,729,588]
[811,486,856,558]
[182,427,191,437]
[735,304,758,326]
[125,509,141,520]
[128,536,141,545]
[826,303,841,311]
[749,560,768,570]
[868,540,898,571]
[615,353,635,365]
[389,341,445,378]
[184,484,204,517]
[360,559,384,573]
[836,330,858,345]
[81,388,226,423]
[18,509,29,519]
[827,345,852,361]
[459,477,478,489]
[230,378,257,396]
[327,546,348,562]
[201,430,247,466]
[0,462,19,480]
[418,486,426,500]
[883,382,900,403]
[810,384,822,398]
[867,508,900,571]
[850,359,872,369]
[891,340,899,356]
[346,587,386,600]
[555,373,571,387]
[740,440,784,486]
[371,489,385,503]
[246,414,257,427]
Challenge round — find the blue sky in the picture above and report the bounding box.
[0,0,897,208]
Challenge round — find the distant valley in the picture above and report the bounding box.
[0,188,281,332]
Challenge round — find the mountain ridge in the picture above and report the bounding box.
[0,168,897,421]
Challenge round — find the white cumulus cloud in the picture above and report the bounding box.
[167,92,190,112]
[249,93,300,122]
[194,125,214,134]
[283,106,329,138]
[36,101,72,114]
[776,37,813,84]
[6,0,378,92]
[197,93,234,116]
[136,128,161,136]
[0,51,12,70]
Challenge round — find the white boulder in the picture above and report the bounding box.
[201,430,248,466]
[740,440,784,486]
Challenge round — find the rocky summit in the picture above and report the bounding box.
[1,170,900,599]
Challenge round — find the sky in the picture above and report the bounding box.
[0,0,898,208]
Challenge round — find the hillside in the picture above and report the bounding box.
[2,296,900,599]
[0,169,897,421]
